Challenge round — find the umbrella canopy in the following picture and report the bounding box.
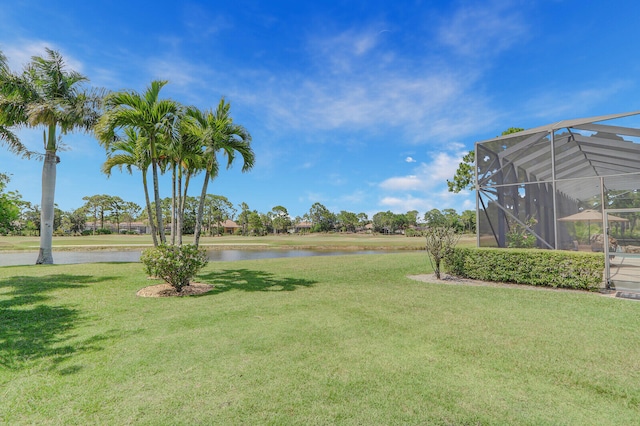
[557,209,628,223]
[558,209,628,242]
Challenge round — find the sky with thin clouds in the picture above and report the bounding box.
[1,0,640,220]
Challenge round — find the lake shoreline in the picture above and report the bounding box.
[0,247,413,267]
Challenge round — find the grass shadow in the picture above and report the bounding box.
[198,268,317,295]
[0,274,118,372]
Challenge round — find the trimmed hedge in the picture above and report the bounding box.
[444,247,605,291]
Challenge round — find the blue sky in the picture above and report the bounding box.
[1,0,639,220]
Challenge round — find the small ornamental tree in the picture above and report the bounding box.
[425,226,460,279]
[506,217,538,248]
[140,244,208,292]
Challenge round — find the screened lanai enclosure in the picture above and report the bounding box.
[476,111,640,291]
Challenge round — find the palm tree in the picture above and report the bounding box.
[101,127,159,246]
[0,48,101,264]
[95,80,181,245]
[169,118,206,245]
[183,99,255,248]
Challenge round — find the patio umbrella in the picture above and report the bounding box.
[558,209,628,241]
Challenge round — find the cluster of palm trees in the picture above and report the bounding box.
[96,80,255,249]
[0,48,255,264]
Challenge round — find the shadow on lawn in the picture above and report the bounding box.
[199,269,317,295]
[0,274,117,372]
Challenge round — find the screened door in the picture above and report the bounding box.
[605,208,640,293]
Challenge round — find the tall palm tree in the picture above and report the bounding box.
[101,127,158,246]
[0,48,101,264]
[167,118,206,245]
[95,80,181,245]
[184,99,255,248]
[161,114,195,245]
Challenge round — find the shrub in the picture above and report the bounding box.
[81,230,92,236]
[444,247,605,291]
[96,228,112,235]
[140,244,209,292]
[506,217,538,248]
[405,229,424,237]
[425,227,460,279]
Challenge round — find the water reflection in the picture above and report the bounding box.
[0,249,398,267]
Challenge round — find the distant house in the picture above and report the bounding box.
[356,223,374,233]
[219,219,241,235]
[85,221,150,234]
[291,221,312,233]
[121,221,151,234]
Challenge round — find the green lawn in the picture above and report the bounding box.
[1,253,639,424]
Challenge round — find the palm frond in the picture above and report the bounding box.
[145,80,169,105]
[0,125,34,159]
[102,153,136,176]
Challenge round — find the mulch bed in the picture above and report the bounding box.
[136,283,214,297]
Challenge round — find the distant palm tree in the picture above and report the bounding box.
[0,48,102,264]
[183,99,255,247]
[101,127,158,246]
[96,80,181,245]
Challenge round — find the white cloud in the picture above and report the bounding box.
[308,27,388,74]
[90,66,124,90]
[379,149,467,193]
[378,189,474,215]
[524,80,632,122]
[182,6,233,39]
[146,57,199,88]
[405,156,416,163]
[378,195,435,214]
[416,151,465,182]
[223,16,501,144]
[461,198,476,210]
[437,2,528,58]
[375,145,475,214]
[2,40,84,73]
[449,142,466,151]
[238,68,494,144]
[380,175,422,191]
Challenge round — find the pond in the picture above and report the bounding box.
[0,249,402,267]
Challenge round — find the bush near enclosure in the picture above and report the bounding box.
[444,247,605,291]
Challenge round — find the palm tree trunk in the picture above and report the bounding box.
[177,167,183,246]
[36,149,57,264]
[142,170,158,246]
[180,171,192,244]
[151,160,165,244]
[171,163,176,245]
[148,134,165,244]
[193,169,210,248]
[181,172,191,214]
